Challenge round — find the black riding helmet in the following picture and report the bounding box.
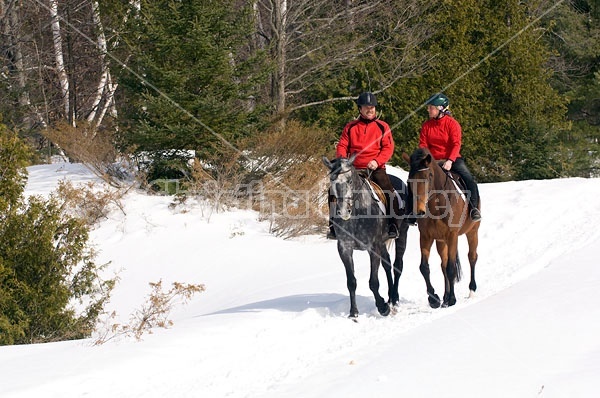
[356,92,377,107]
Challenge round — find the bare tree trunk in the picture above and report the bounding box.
[1,0,46,128]
[88,0,142,128]
[273,0,287,117]
[5,4,28,108]
[97,72,118,124]
[87,0,111,126]
[49,0,70,123]
[252,1,267,50]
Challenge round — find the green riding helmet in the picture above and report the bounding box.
[356,92,378,107]
[426,93,449,108]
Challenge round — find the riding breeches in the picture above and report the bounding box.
[450,157,480,209]
[368,168,401,218]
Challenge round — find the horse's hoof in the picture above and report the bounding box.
[348,311,359,319]
[428,294,441,308]
[378,303,391,317]
[443,296,457,307]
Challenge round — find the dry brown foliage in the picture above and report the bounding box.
[55,180,126,226]
[43,121,129,187]
[93,280,205,344]
[246,121,332,238]
[164,121,334,238]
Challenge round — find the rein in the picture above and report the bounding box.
[330,166,376,217]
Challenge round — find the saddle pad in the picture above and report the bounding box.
[366,180,386,214]
[448,174,466,202]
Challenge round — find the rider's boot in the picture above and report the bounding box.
[470,207,482,222]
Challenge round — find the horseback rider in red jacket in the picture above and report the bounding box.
[410,93,481,222]
[328,92,401,240]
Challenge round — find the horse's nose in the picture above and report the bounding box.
[415,200,426,216]
[337,205,351,221]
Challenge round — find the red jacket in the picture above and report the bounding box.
[336,117,394,169]
[419,115,462,162]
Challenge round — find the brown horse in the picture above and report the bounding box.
[402,148,480,308]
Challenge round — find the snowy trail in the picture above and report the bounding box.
[1,163,598,397]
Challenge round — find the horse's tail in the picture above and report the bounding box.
[455,252,462,282]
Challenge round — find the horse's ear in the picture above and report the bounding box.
[322,156,333,169]
[348,153,357,165]
[424,154,432,166]
[401,152,410,164]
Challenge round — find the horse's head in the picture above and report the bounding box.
[402,148,434,217]
[322,155,356,221]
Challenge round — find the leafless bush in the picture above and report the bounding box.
[190,148,250,211]
[163,121,333,238]
[247,121,332,238]
[55,180,127,226]
[93,280,205,345]
[43,121,130,187]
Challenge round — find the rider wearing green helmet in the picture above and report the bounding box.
[410,92,482,222]
[426,93,450,115]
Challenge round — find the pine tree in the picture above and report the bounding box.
[543,0,600,177]
[115,0,267,180]
[0,123,113,345]
[386,0,569,181]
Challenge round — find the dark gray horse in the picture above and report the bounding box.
[323,155,409,318]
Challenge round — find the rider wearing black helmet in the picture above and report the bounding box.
[356,91,378,107]
[327,91,401,240]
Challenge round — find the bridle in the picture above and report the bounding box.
[410,162,457,208]
[329,166,354,220]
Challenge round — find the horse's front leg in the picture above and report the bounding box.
[390,221,409,306]
[338,242,358,318]
[419,235,440,308]
[368,247,390,316]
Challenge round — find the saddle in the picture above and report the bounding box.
[356,170,387,212]
[437,160,467,201]
[368,180,387,206]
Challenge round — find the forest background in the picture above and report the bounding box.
[1,0,599,183]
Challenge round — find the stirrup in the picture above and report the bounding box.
[470,208,481,222]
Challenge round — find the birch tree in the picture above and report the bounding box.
[86,0,124,127]
[0,0,128,129]
[49,0,71,123]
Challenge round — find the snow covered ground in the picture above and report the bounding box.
[1,161,599,397]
